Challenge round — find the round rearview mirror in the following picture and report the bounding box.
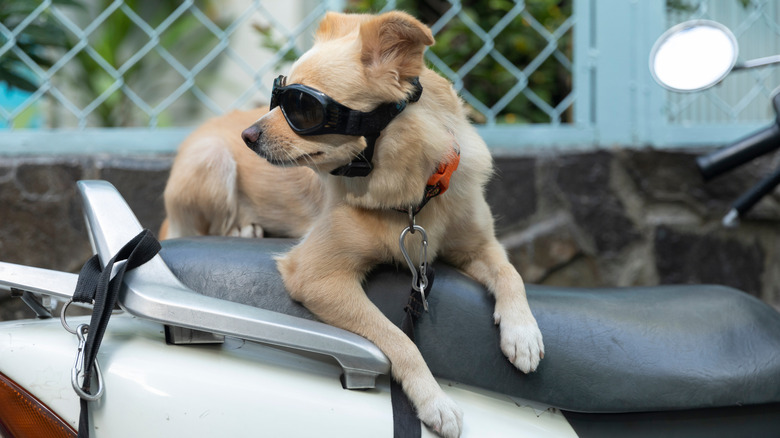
[650,20,738,92]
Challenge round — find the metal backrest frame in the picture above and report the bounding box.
[0,180,390,390]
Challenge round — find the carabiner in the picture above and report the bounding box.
[71,323,105,402]
[399,224,430,311]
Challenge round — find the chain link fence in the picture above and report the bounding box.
[0,0,332,129]
[0,0,574,130]
[0,0,777,151]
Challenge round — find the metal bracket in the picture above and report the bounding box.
[13,288,54,319]
[164,326,225,345]
[76,180,389,389]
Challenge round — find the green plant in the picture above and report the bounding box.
[63,0,226,127]
[0,0,78,92]
[253,22,301,67]
[667,0,753,12]
[346,0,573,124]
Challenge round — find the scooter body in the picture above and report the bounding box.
[2,181,779,438]
[1,313,577,437]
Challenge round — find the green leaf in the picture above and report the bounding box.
[17,23,68,47]
[18,47,54,68]
[0,2,39,18]
[0,67,39,92]
[51,0,86,8]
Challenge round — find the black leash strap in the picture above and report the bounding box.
[69,229,161,438]
[391,264,434,438]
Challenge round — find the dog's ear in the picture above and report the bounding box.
[359,11,434,82]
[316,12,370,42]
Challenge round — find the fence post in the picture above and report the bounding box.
[635,1,668,147]
[589,0,666,147]
[323,0,346,11]
[572,0,594,132]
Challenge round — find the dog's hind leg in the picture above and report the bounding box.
[228,223,264,238]
[163,136,241,239]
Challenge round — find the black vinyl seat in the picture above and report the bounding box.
[159,236,780,415]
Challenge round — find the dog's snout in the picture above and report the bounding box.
[241,125,262,147]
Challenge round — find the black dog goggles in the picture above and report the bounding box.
[270,75,422,137]
[269,75,422,177]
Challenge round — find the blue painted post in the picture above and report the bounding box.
[584,0,668,148]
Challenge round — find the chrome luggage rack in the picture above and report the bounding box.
[0,180,389,389]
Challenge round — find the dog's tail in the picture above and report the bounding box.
[162,136,239,239]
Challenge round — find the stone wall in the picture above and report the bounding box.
[2,148,779,320]
[0,155,173,320]
[490,150,780,306]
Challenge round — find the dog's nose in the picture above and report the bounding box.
[241,125,262,146]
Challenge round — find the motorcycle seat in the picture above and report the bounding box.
[159,236,780,414]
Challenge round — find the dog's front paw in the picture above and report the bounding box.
[417,392,463,438]
[495,313,545,373]
[228,223,264,238]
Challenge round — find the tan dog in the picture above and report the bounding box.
[163,108,323,239]
[163,11,543,437]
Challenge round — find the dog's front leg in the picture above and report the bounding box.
[277,247,463,438]
[450,238,544,373]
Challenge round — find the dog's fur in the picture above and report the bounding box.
[162,11,543,437]
[163,108,323,239]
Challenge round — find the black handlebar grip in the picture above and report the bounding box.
[731,164,780,217]
[696,123,780,180]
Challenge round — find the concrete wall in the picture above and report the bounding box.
[2,148,779,320]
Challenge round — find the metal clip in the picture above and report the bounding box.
[60,299,79,335]
[399,224,429,311]
[71,323,105,402]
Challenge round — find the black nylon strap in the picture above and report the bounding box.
[339,77,422,138]
[330,78,423,178]
[391,264,435,438]
[71,229,161,438]
[340,103,402,137]
[330,134,379,177]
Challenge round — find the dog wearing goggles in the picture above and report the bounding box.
[162,11,544,438]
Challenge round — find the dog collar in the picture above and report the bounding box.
[330,77,423,178]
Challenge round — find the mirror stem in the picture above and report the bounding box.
[733,54,780,71]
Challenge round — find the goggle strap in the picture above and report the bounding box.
[341,78,422,136]
[407,77,423,103]
[330,134,377,177]
[341,103,399,136]
[331,78,422,177]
